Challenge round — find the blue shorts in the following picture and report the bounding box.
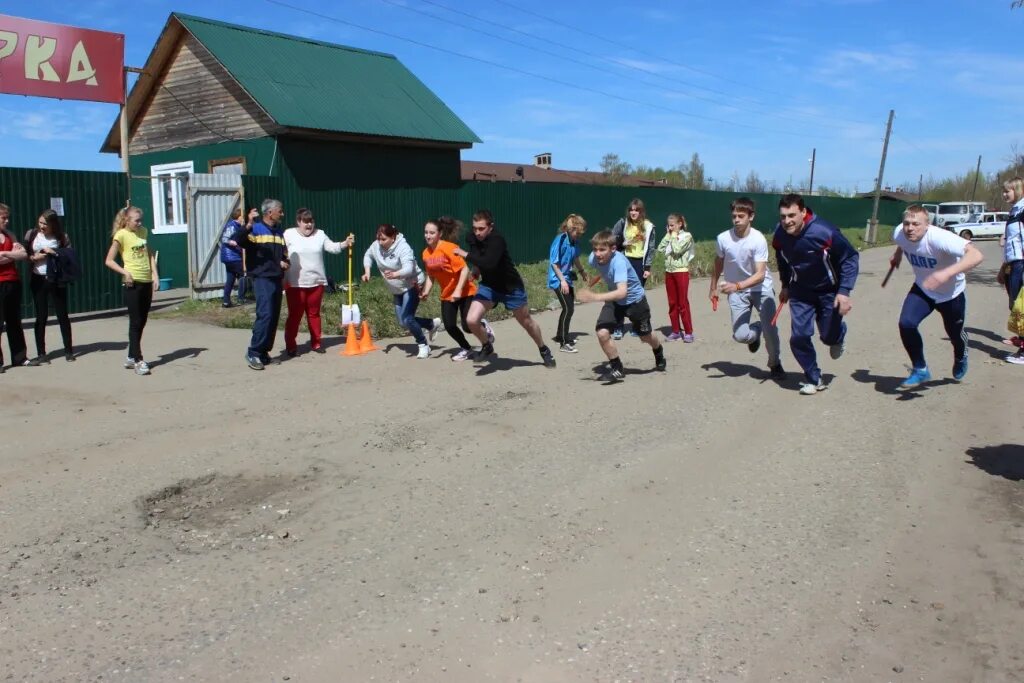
[475,284,528,311]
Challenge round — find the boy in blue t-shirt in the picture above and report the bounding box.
[578,229,666,382]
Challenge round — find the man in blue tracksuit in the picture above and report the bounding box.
[772,193,859,395]
[232,199,289,371]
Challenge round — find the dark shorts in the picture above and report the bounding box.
[597,298,652,335]
[475,284,528,311]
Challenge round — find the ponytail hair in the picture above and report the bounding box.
[436,215,463,242]
[111,206,142,239]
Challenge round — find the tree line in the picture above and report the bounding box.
[600,147,1024,207]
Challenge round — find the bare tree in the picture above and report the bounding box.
[600,153,632,185]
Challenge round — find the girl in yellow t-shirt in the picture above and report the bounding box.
[104,206,159,375]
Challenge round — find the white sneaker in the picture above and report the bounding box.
[417,344,430,359]
[135,360,151,376]
[124,356,136,369]
[799,380,827,395]
[427,318,442,344]
[452,349,472,362]
[1005,352,1024,365]
[482,319,495,344]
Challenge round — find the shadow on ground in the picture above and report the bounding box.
[966,444,1024,481]
[850,368,956,400]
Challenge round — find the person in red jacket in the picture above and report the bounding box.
[0,202,34,371]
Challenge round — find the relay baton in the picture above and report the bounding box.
[881,264,896,288]
[770,299,787,327]
[711,295,719,312]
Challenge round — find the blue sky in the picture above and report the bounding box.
[0,0,1018,193]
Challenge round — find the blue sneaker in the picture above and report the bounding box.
[611,328,624,340]
[952,355,968,381]
[898,366,931,389]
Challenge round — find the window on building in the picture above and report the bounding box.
[209,157,246,175]
[150,161,194,233]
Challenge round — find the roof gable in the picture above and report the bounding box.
[176,14,479,145]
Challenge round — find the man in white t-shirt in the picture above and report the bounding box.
[888,204,983,389]
[709,197,785,379]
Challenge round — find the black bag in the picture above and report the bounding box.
[46,247,81,285]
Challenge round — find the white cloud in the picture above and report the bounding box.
[0,105,111,143]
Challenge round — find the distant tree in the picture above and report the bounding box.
[677,152,709,189]
[600,153,632,185]
[742,170,766,194]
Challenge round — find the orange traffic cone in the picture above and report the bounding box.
[357,320,379,353]
[341,322,362,356]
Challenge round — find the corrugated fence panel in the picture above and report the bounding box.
[243,176,911,275]
[0,166,126,314]
[188,173,244,299]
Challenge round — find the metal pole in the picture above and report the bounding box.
[969,154,982,202]
[867,109,895,244]
[809,148,816,196]
[918,174,923,201]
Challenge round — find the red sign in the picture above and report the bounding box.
[0,14,124,104]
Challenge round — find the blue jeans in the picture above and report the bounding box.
[899,284,966,369]
[1005,260,1023,310]
[223,260,247,304]
[248,277,282,358]
[789,290,846,384]
[393,288,434,345]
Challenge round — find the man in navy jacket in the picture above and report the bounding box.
[772,193,859,395]
[232,199,289,371]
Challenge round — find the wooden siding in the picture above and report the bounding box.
[129,33,281,155]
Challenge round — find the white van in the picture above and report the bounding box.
[921,202,986,228]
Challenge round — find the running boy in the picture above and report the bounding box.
[709,198,784,377]
[454,209,556,368]
[772,193,859,395]
[887,204,983,388]
[577,229,666,382]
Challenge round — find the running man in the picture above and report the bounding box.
[772,193,859,395]
[888,204,983,388]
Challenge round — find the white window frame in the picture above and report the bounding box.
[150,161,194,234]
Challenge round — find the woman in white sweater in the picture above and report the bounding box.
[283,208,352,355]
[363,223,440,359]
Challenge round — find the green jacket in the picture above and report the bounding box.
[657,231,694,273]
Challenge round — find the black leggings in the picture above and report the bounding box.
[30,274,72,355]
[124,283,153,361]
[441,297,473,350]
[554,286,575,344]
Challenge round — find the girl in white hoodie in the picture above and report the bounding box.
[363,223,440,359]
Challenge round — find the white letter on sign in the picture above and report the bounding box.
[66,40,97,85]
[0,31,17,62]
[25,35,60,82]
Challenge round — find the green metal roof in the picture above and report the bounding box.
[173,13,480,146]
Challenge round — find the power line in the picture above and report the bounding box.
[409,0,860,132]
[488,0,879,129]
[262,0,821,140]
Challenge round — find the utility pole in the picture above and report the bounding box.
[867,109,895,244]
[918,174,923,201]
[808,148,816,196]
[969,155,982,202]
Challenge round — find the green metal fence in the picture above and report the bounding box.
[0,165,907,316]
[0,167,127,315]
[243,176,908,284]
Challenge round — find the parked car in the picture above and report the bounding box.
[944,211,1008,240]
[921,201,987,228]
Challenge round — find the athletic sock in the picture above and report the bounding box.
[609,356,624,371]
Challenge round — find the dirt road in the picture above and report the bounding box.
[1,239,1021,682]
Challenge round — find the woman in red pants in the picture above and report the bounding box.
[283,208,352,355]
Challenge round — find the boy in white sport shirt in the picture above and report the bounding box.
[709,196,785,379]
[887,204,983,388]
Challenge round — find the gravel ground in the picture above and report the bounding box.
[1,239,1021,683]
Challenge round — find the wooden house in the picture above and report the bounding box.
[102,13,479,285]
